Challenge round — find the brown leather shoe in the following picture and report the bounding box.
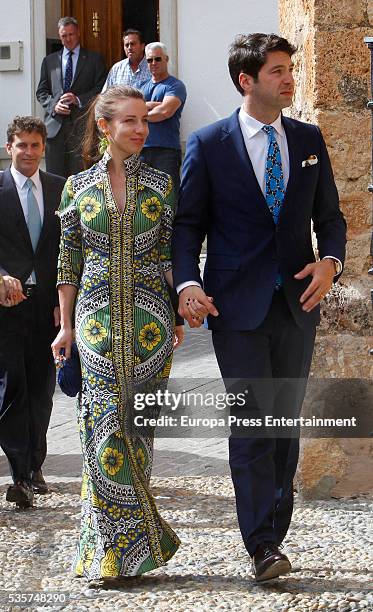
[6,481,34,508]
[31,469,49,494]
[253,543,291,582]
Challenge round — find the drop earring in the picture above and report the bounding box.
[99,132,109,155]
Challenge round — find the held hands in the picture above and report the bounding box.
[295,259,336,312]
[0,275,26,307]
[178,286,219,328]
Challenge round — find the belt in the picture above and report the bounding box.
[24,285,37,297]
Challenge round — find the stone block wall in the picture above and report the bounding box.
[280,0,373,498]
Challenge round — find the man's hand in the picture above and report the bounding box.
[178,286,219,328]
[0,275,26,307]
[294,259,335,312]
[60,92,79,106]
[146,101,161,110]
[0,276,6,305]
[54,99,71,115]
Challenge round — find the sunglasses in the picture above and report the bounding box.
[146,56,162,63]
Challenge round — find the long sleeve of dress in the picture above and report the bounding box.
[159,177,183,325]
[57,178,83,287]
[159,176,174,273]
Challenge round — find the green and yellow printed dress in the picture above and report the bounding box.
[57,150,180,580]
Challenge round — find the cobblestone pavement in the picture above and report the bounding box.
[0,326,372,610]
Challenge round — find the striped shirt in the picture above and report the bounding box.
[102,56,150,91]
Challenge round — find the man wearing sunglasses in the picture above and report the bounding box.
[141,42,187,196]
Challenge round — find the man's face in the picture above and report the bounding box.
[123,34,145,65]
[58,24,80,50]
[245,51,295,113]
[145,47,168,81]
[6,131,45,177]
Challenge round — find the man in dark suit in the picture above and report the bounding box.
[36,16,107,177]
[172,34,346,582]
[0,116,65,508]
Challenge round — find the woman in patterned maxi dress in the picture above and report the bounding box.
[52,86,184,583]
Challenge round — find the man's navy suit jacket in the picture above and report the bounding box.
[172,110,346,331]
[0,168,65,334]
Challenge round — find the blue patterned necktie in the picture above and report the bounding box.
[262,125,285,287]
[63,50,73,92]
[262,125,285,223]
[25,178,41,251]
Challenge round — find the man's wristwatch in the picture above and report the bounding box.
[326,258,342,275]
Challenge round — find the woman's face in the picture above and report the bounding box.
[104,97,149,158]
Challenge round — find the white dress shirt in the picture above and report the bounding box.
[11,165,44,284]
[176,107,341,294]
[238,106,290,193]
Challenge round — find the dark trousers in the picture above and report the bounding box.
[45,113,85,178]
[0,295,56,484]
[212,290,316,556]
[141,147,182,197]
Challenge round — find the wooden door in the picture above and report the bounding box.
[61,0,123,69]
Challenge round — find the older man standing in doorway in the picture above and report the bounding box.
[36,16,106,178]
[102,29,150,91]
[141,42,187,196]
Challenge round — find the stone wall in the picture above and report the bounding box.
[279,0,373,498]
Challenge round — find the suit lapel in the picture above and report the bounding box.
[281,116,303,208]
[1,169,33,250]
[55,50,63,89]
[36,171,54,253]
[71,48,86,86]
[221,110,273,222]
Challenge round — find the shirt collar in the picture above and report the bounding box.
[11,165,41,190]
[63,44,80,57]
[239,106,284,139]
[128,56,148,73]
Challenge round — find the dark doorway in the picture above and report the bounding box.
[61,0,159,68]
[123,0,159,45]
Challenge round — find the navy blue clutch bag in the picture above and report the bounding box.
[57,343,82,397]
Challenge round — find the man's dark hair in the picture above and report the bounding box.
[228,33,297,95]
[7,116,47,144]
[123,29,144,43]
[58,16,78,29]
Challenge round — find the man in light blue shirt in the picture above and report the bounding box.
[102,29,150,91]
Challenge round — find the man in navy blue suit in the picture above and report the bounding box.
[172,33,346,582]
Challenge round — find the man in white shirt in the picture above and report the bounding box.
[172,33,346,582]
[0,116,65,508]
[102,29,150,92]
[36,16,107,177]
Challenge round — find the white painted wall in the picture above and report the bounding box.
[177,0,278,141]
[0,0,278,162]
[0,0,45,163]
